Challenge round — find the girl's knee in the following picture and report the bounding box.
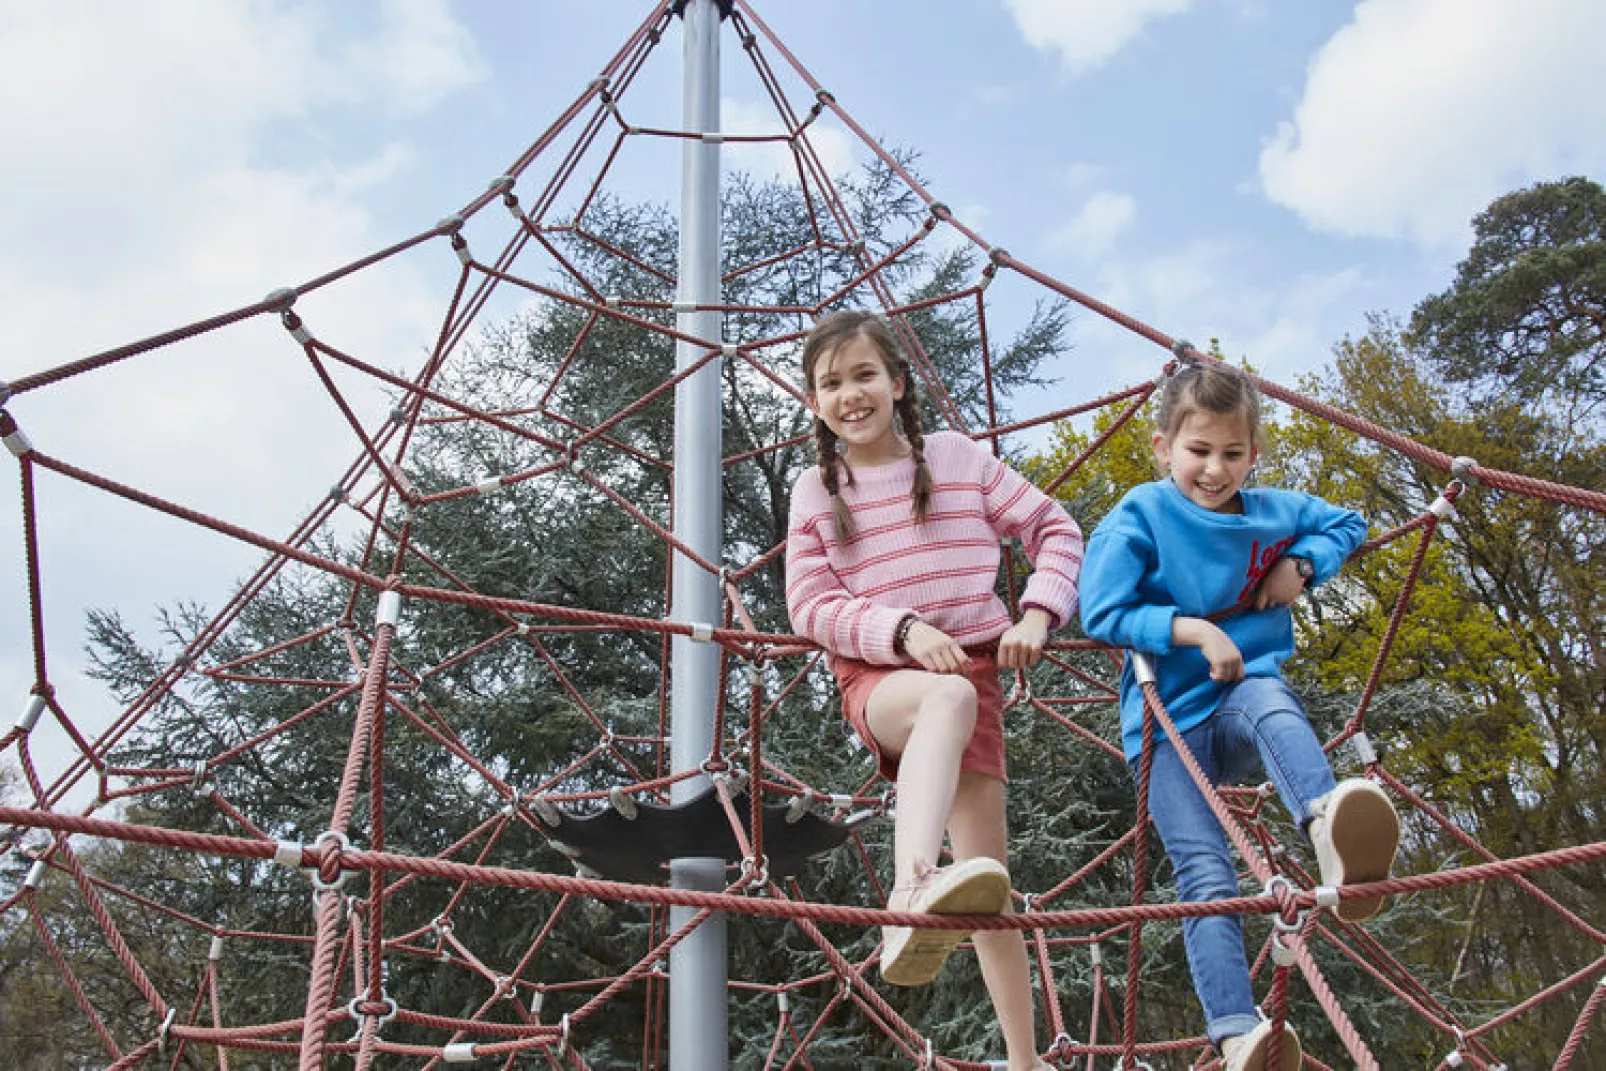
[917,675,978,734]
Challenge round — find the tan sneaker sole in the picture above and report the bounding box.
[880,858,1010,986]
[1316,779,1399,922]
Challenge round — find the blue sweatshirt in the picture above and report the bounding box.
[1078,479,1367,760]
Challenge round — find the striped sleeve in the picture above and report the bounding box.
[783,475,908,664]
[975,443,1084,629]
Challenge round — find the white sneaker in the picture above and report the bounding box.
[1220,1018,1301,1071]
[1308,777,1400,922]
[880,857,1010,986]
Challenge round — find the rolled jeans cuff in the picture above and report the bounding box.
[1208,1012,1264,1049]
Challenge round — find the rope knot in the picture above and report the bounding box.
[311,830,352,892]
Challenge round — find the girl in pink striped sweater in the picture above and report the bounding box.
[785,310,1082,1070]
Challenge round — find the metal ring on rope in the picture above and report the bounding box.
[739,854,770,889]
[310,830,353,892]
[346,993,399,1031]
[1263,874,1305,934]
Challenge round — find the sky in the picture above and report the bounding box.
[2,0,1603,803]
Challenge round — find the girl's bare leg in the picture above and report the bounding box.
[863,670,978,891]
[948,771,1046,1071]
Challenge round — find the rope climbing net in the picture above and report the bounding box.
[2,2,1603,1068]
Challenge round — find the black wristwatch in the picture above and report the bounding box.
[1289,555,1315,583]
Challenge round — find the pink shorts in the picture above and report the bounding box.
[833,648,1007,784]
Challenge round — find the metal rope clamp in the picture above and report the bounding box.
[347,992,399,1039]
[1049,1031,1079,1062]
[1264,874,1305,935]
[310,830,353,892]
[156,1008,177,1054]
[190,761,211,798]
[739,854,769,890]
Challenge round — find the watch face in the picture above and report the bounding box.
[1295,557,1314,579]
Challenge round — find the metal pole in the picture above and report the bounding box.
[669,1,726,1068]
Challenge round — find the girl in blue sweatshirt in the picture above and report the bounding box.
[1078,362,1399,1071]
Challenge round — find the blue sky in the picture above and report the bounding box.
[3,0,1603,797]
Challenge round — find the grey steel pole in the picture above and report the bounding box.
[668,1,727,1068]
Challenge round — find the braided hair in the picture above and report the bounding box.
[800,310,934,539]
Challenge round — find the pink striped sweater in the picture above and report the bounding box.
[785,431,1084,665]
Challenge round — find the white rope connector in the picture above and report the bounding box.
[157,1008,177,1053]
[475,474,503,495]
[699,131,725,143]
[1314,885,1341,911]
[515,621,532,636]
[15,694,46,734]
[672,301,696,314]
[776,991,790,1014]
[1445,1049,1464,1067]
[721,342,737,357]
[533,990,545,1015]
[273,841,305,868]
[608,787,638,819]
[688,622,715,643]
[605,295,622,307]
[209,935,225,961]
[1131,651,1157,685]
[443,1042,478,1063]
[24,859,48,889]
[288,319,313,345]
[191,761,210,798]
[1271,933,1297,967]
[1350,731,1379,766]
[375,591,403,629]
[1427,494,1457,519]
[1089,943,1102,967]
[3,423,33,458]
[1450,456,1481,486]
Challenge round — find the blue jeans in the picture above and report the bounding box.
[1129,676,1336,1047]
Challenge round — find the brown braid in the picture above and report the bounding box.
[801,310,931,539]
[893,360,933,523]
[813,418,857,538]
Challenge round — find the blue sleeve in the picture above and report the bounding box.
[1077,514,1177,655]
[1287,496,1368,586]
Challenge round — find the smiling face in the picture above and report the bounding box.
[806,334,907,465]
[1153,407,1258,512]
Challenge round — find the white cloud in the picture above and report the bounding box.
[0,0,484,799]
[721,97,859,183]
[1002,0,1193,74]
[1075,240,1366,387]
[1051,191,1138,258]
[1260,0,1606,249]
